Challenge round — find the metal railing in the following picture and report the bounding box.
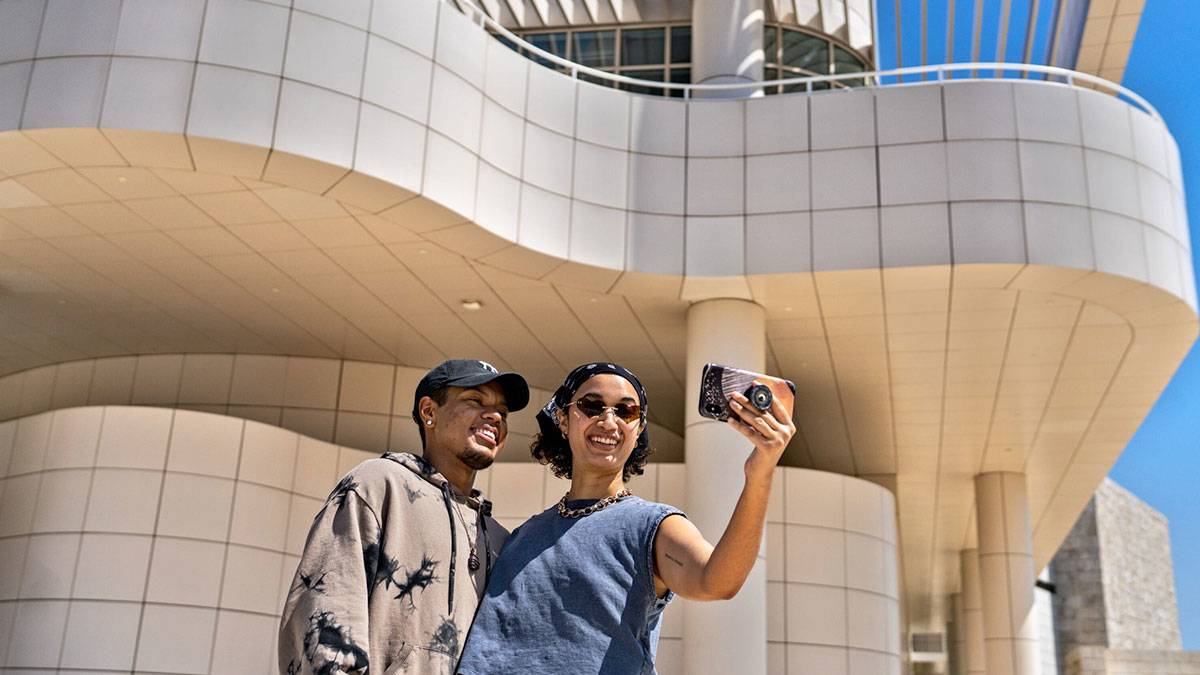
[454,2,1161,122]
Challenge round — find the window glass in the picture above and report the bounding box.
[763,27,777,64]
[781,29,828,73]
[833,45,865,73]
[668,67,690,97]
[622,27,665,66]
[669,26,691,64]
[621,68,665,95]
[526,32,567,68]
[573,31,616,68]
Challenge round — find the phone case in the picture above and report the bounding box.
[698,363,796,422]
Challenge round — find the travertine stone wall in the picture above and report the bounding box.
[1064,646,1200,675]
[1051,498,1108,665]
[1094,480,1182,651]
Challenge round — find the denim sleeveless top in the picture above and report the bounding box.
[457,496,684,675]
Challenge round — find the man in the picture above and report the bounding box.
[278,359,529,675]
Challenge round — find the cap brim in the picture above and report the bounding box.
[448,371,530,412]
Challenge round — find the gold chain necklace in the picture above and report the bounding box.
[556,488,633,518]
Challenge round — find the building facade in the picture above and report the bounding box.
[0,0,1194,673]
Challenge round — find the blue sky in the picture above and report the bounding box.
[871,0,1200,650]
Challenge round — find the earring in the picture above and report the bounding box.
[425,420,433,426]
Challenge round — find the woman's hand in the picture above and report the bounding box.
[725,389,796,480]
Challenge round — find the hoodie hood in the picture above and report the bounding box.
[382,452,494,515]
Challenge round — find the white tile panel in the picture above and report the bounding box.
[787,583,847,645]
[480,99,525,177]
[811,148,877,210]
[36,0,121,58]
[686,216,744,276]
[211,611,277,673]
[1094,211,1147,282]
[6,599,69,668]
[0,475,40,536]
[371,0,437,57]
[434,0,486,87]
[688,100,744,157]
[484,36,528,115]
[631,96,686,156]
[96,406,172,470]
[687,157,744,216]
[746,153,810,214]
[747,212,812,274]
[573,141,628,208]
[846,590,889,650]
[362,36,433,122]
[84,468,162,534]
[167,411,242,479]
[628,153,685,215]
[1078,87,1135,157]
[813,207,879,270]
[786,524,845,584]
[274,81,359,168]
[1085,150,1142,220]
[880,204,951,268]
[0,62,30,129]
[423,131,478,218]
[1143,226,1182,297]
[73,533,152,601]
[522,123,574,196]
[115,0,206,61]
[0,0,46,63]
[22,57,109,128]
[1019,141,1088,207]
[945,81,1017,140]
[230,355,287,406]
[569,201,626,269]
[627,213,684,275]
[20,533,78,598]
[187,64,280,147]
[526,63,576,136]
[1138,166,1173,234]
[1024,203,1094,269]
[576,81,630,150]
[845,533,886,593]
[950,202,1026,264]
[9,413,51,475]
[878,143,948,206]
[875,80,944,146]
[199,0,290,75]
[145,537,225,605]
[228,482,290,549]
[156,473,234,540]
[428,66,484,151]
[1129,110,1169,177]
[354,103,426,191]
[787,643,848,674]
[45,407,103,470]
[518,184,570,257]
[59,601,140,670]
[746,94,808,155]
[811,89,876,150]
[294,0,370,28]
[284,12,366,97]
[947,140,1022,201]
[221,544,284,613]
[475,161,522,240]
[135,604,217,672]
[1014,82,1082,144]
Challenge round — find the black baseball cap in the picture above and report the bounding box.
[411,359,530,420]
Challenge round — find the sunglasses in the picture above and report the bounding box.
[566,398,643,424]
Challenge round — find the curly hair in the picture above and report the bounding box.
[530,427,652,483]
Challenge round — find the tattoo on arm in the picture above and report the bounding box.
[664,552,685,567]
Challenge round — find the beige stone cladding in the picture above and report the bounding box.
[1065,646,1200,675]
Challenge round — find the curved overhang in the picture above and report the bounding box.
[0,0,1195,630]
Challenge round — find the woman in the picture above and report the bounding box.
[456,362,795,674]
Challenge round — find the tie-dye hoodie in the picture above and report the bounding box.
[278,452,508,675]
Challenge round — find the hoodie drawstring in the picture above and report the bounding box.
[441,482,457,614]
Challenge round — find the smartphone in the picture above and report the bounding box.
[698,364,796,422]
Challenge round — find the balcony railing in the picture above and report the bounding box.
[454,1,1160,122]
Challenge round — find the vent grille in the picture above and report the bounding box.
[911,632,946,654]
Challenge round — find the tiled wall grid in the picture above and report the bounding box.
[0,0,1192,310]
[0,405,899,674]
[0,353,685,460]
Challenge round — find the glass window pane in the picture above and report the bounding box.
[833,45,865,73]
[621,68,665,95]
[781,29,828,73]
[573,31,616,68]
[668,67,690,97]
[763,27,777,65]
[526,32,567,69]
[669,26,691,64]
[622,27,665,66]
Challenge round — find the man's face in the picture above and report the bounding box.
[425,382,509,470]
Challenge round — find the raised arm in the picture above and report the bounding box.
[653,391,795,601]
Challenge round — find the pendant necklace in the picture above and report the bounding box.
[450,499,481,571]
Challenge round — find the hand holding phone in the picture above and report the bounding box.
[698,364,796,422]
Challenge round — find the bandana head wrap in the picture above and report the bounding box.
[536,362,651,455]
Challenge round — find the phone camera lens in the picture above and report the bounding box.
[705,403,724,416]
[746,384,772,411]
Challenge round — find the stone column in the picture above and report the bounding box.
[951,593,966,675]
[961,548,986,674]
[683,298,767,674]
[691,0,765,96]
[975,472,1040,675]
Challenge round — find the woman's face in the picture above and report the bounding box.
[559,374,643,477]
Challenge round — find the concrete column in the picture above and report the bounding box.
[951,593,966,675]
[683,298,767,674]
[975,472,1041,675]
[960,548,986,674]
[691,0,765,96]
